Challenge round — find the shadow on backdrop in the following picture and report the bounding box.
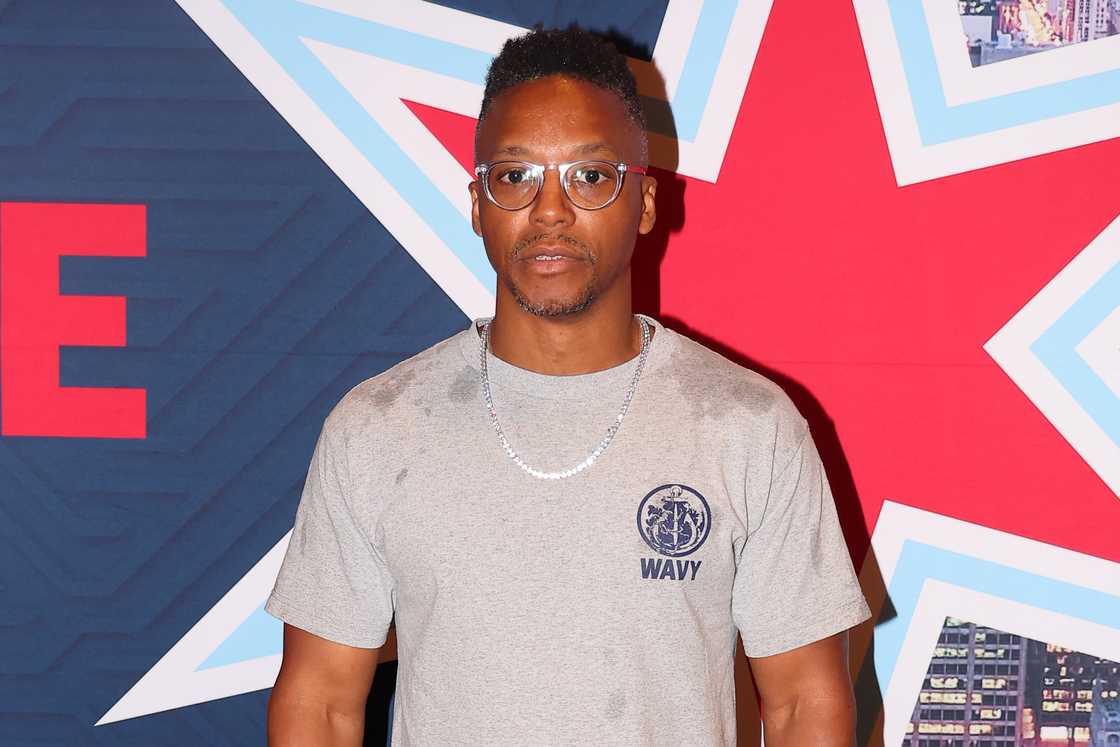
[628,25,892,745]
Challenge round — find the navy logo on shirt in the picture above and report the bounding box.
[637,484,710,581]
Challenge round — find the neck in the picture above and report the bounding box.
[485,290,648,376]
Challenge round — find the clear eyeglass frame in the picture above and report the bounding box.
[474,160,648,211]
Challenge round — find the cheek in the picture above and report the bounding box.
[592,212,639,260]
[479,208,520,254]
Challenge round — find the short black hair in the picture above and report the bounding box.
[475,26,648,162]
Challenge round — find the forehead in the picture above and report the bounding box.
[477,75,640,162]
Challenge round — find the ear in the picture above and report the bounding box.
[637,174,657,235]
[469,180,483,237]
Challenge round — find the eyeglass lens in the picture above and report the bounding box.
[486,161,622,210]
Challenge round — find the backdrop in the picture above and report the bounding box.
[2,1,1119,745]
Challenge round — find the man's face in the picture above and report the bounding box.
[470,75,656,318]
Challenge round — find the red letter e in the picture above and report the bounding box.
[1,202,147,438]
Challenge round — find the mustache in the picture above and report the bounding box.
[512,233,594,261]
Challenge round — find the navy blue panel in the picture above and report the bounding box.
[429,0,669,59]
[0,1,466,744]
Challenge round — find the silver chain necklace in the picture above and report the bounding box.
[478,316,652,480]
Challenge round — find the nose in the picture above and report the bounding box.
[528,167,575,228]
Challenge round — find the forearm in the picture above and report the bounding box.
[267,691,365,746]
[761,695,856,747]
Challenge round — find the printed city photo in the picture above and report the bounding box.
[902,616,1120,745]
[958,0,1120,66]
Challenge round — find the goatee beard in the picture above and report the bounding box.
[506,232,598,317]
[506,276,597,317]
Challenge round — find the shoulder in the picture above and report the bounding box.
[321,329,469,442]
[662,326,808,442]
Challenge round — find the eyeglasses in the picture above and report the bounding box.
[475,160,647,211]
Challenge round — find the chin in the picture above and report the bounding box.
[503,267,605,317]
[509,284,597,318]
[515,294,596,318]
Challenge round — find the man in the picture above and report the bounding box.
[266,26,871,746]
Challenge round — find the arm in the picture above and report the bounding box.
[749,631,856,746]
[733,411,870,743]
[264,411,397,743]
[268,624,381,746]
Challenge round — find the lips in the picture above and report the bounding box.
[520,244,584,262]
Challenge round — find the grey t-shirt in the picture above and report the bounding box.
[265,314,871,745]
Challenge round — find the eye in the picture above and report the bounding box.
[573,167,604,185]
[497,168,528,185]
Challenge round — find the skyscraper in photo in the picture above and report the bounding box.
[903,618,1027,745]
[1071,0,1113,40]
[1090,688,1120,747]
[1062,0,1079,41]
[1026,643,1120,745]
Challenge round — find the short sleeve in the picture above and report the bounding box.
[264,417,394,648]
[732,420,871,658]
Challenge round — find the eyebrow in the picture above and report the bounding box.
[492,145,530,157]
[573,142,616,156]
[490,142,620,159]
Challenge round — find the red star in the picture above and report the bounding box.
[407,0,1120,564]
